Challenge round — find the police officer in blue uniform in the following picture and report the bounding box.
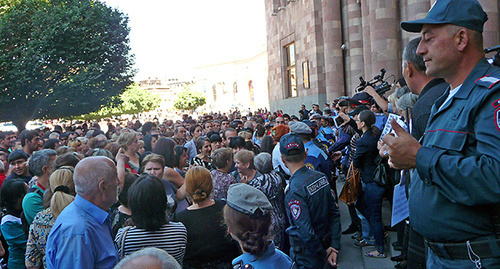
[289,121,332,179]
[225,184,294,269]
[317,116,336,145]
[384,0,500,267]
[280,133,341,268]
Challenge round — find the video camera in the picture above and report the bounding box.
[355,68,392,96]
[485,45,500,67]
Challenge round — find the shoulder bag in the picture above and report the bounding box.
[339,162,362,204]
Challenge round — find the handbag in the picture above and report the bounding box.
[373,156,396,187]
[339,162,362,204]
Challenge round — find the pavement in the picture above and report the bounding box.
[335,180,399,269]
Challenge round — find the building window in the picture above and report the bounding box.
[285,43,297,98]
[212,85,217,102]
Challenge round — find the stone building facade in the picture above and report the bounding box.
[192,51,270,113]
[265,0,500,114]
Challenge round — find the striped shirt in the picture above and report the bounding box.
[115,222,187,264]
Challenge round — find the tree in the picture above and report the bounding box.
[0,0,134,131]
[79,84,161,120]
[174,89,207,112]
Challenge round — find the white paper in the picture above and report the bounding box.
[380,113,408,141]
[391,183,410,227]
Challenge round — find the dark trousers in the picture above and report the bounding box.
[347,203,361,229]
[408,226,426,269]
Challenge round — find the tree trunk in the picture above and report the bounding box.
[13,119,28,133]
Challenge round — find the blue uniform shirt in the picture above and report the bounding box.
[232,241,293,269]
[304,140,331,178]
[317,126,335,145]
[410,58,500,242]
[285,166,341,268]
[46,195,119,269]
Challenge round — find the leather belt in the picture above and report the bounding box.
[425,237,500,260]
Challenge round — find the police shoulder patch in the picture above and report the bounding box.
[306,176,329,196]
[475,74,500,89]
[304,162,315,170]
[288,199,301,220]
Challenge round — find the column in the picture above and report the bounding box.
[322,0,345,101]
[346,0,364,94]
[368,0,401,82]
[479,0,499,48]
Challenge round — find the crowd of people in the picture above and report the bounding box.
[0,72,425,269]
[0,0,498,268]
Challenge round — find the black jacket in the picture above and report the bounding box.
[353,128,380,183]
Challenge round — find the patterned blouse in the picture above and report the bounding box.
[210,170,237,200]
[190,156,213,170]
[247,170,287,250]
[25,208,55,269]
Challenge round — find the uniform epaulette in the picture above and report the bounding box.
[475,73,500,89]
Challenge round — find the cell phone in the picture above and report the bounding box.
[334,116,344,128]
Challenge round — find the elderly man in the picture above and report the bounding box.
[114,248,181,269]
[22,149,56,226]
[383,0,500,267]
[46,156,120,269]
[173,126,187,145]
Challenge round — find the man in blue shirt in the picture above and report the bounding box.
[384,0,500,267]
[46,156,120,269]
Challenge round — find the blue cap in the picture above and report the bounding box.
[279,133,305,156]
[401,0,488,33]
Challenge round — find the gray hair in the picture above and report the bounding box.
[397,93,419,113]
[113,247,181,269]
[402,37,426,72]
[388,86,411,109]
[254,152,273,174]
[28,149,57,176]
[74,157,115,197]
[49,132,60,140]
[211,148,233,169]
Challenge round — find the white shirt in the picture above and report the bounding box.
[272,142,290,175]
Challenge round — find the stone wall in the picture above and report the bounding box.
[265,0,500,115]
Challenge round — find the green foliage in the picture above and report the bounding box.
[78,84,160,120]
[174,89,206,111]
[0,0,135,130]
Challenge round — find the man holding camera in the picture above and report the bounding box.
[383,0,500,267]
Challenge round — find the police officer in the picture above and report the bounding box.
[383,0,500,267]
[280,133,341,268]
[289,121,332,178]
[317,116,336,145]
[225,184,294,269]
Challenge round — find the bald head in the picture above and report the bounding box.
[74,156,116,197]
[114,247,181,269]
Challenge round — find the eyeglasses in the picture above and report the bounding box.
[276,121,284,124]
